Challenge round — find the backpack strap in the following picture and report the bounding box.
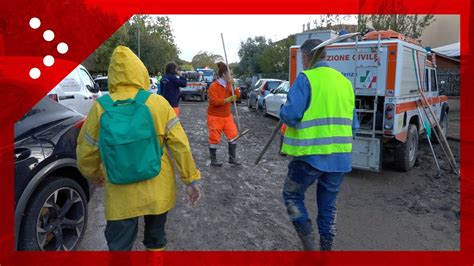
[134,89,164,152]
[134,89,151,104]
[97,94,114,111]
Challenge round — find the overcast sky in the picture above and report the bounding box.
[167,15,357,63]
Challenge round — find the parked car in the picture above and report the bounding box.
[14,97,92,251]
[48,65,101,115]
[94,76,109,95]
[263,81,290,118]
[149,77,158,94]
[247,79,283,110]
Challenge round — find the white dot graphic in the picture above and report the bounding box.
[43,55,55,67]
[29,68,41,79]
[57,42,68,54]
[29,17,41,29]
[43,30,55,42]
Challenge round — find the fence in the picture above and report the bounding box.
[437,68,460,96]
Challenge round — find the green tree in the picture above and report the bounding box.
[358,2,435,39]
[238,36,269,75]
[180,64,195,71]
[258,35,295,76]
[84,15,179,76]
[229,62,242,77]
[191,51,224,71]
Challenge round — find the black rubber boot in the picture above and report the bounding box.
[228,143,241,166]
[292,219,317,251]
[209,148,223,167]
[319,235,333,251]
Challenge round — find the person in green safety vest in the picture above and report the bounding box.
[280,39,359,251]
[156,71,162,94]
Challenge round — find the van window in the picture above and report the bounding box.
[424,69,429,92]
[430,69,438,91]
[79,68,94,89]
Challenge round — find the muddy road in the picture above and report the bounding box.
[79,100,460,251]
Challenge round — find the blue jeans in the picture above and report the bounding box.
[282,160,345,238]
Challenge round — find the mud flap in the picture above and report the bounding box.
[352,136,382,171]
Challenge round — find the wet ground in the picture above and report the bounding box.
[79,100,460,251]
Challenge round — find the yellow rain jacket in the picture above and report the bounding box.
[77,46,201,221]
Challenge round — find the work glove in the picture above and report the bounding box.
[224,95,237,103]
[186,181,202,207]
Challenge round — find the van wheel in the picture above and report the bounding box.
[18,177,88,251]
[394,124,418,172]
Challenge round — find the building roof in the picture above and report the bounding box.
[432,42,460,57]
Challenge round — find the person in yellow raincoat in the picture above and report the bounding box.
[76,46,202,251]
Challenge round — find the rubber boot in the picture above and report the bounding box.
[319,235,333,251]
[209,148,223,167]
[228,142,241,166]
[292,219,317,251]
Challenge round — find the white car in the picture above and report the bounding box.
[148,77,158,94]
[48,65,101,115]
[263,81,290,118]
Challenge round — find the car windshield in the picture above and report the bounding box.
[267,81,282,91]
[274,82,289,93]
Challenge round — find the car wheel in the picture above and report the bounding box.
[394,124,418,172]
[18,177,88,251]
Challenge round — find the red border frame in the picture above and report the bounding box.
[0,0,472,265]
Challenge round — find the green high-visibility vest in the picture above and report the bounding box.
[282,67,355,156]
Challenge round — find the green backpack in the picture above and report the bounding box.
[97,89,163,185]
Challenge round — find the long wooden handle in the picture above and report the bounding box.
[221,33,241,131]
[255,120,283,165]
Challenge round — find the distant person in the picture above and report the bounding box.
[156,71,162,94]
[207,62,241,167]
[161,63,187,116]
[280,39,358,251]
[77,46,202,251]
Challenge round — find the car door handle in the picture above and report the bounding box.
[59,95,74,100]
[14,148,31,162]
[84,96,92,99]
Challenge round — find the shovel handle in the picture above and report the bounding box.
[255,120,283,165]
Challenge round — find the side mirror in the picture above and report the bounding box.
[270,89,276,94]
[87,84,99,93]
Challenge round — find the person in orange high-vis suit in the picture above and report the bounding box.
[207,62,241,167]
